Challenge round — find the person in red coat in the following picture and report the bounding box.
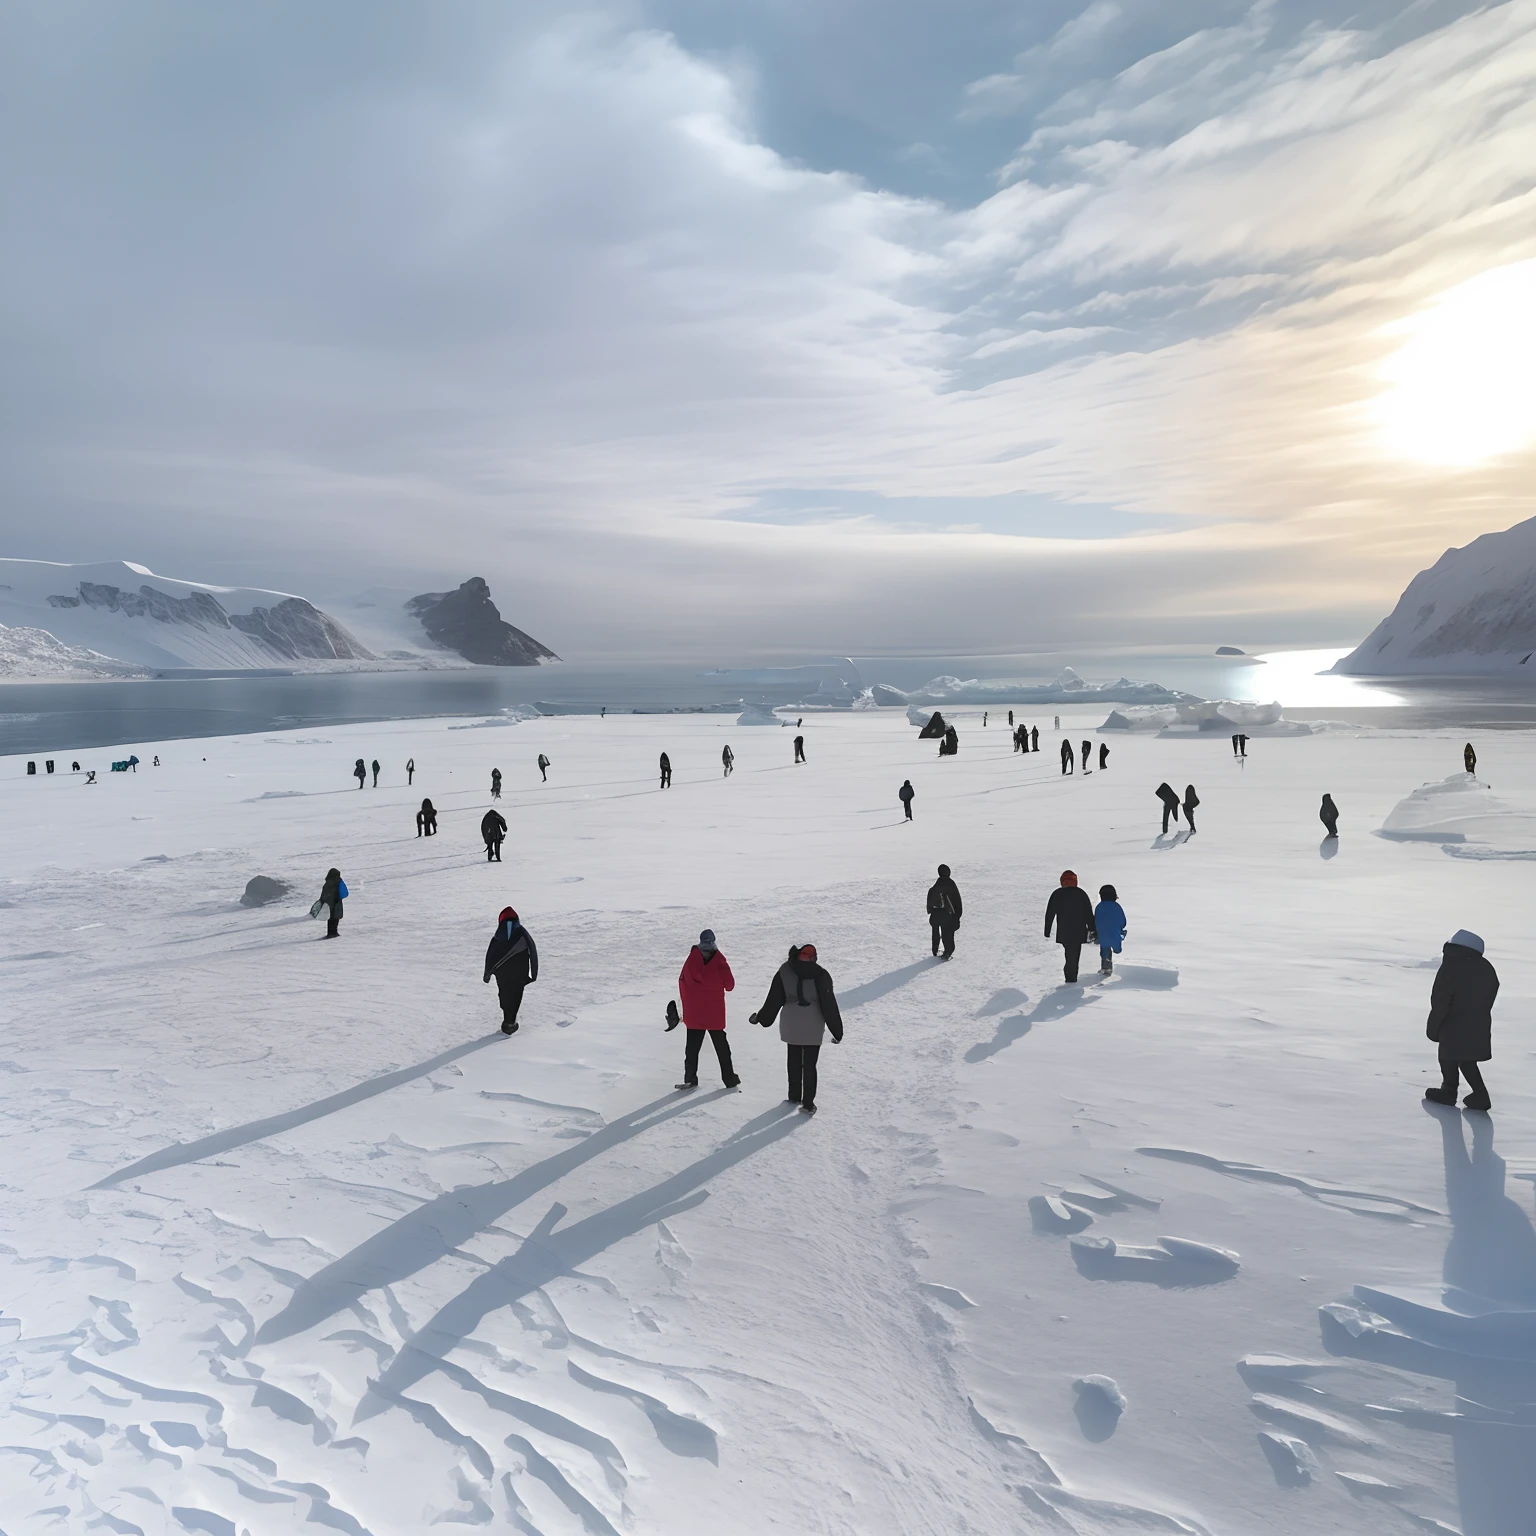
[675,930,740,1089]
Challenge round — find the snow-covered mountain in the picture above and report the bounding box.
[1334,515,1536,675]
[0,560,374,671]
[328,579,558,667]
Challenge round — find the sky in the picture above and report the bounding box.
[1,0,1534,659]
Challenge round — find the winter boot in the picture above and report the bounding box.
[1424,1086,1457,1105]
[675,1081,698,1092]
[723,1075,741,1089]
[1463,1090,1492,1112]
[800,1102,817,1115]
[1100,957,1113,975]
[501,1020,519,1035]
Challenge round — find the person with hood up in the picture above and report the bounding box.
[659,752,672,788]
[371,758,381,787]
[927,864,962,959]
[1059,738,1074,775]
[899,779,915,820]
[416,797,437,836]
[751,943,844,1114]
[794,734,806,763]
[1425,929,1499,1110]
[316,867,346,939]
[353,758,366,789]
[1182,784,1200,835]
[1044,870,1095,983]
[484,907,539,1034]
[490,767,502,800]
[481,807,507,862]
[1155,782,1181,834]
[1464,742,1477,775]
[1094,884,1126,975]
[1008,709,1014,727]
[1030,725,1039,751]
[1319,793,1339,839]
[1098,742,1109,770]
[407,757,415,785]
[1080,740,1092,772]
[675,930,740,1089]
[537,753,551,782]
[722,745,734,776]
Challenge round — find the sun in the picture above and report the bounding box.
[1373,258,1536,468]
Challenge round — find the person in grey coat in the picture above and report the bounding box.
[751,943,844,1114]
[1424,929,1499,1110]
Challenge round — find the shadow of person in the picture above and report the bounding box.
[965,988,1099,1062]
[1151,831,1189,849]
[840,957,939,1010]
[1319,837,1339,860]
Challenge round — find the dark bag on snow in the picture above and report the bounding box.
[665,1000,681,1032]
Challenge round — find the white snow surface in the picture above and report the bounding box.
[0,621,148,678]
[3,712,1535,1535]
[1334,513,1536,675]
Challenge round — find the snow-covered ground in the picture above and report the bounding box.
[3,711,1534,1535]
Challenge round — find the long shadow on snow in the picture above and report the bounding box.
[965,965,1179,1062]
[356,1104,805,1415]
[258,1088,732,1344]
[840,957,940,1010]
[90,1034,507,1190]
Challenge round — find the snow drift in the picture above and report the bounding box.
[1100,699,1314,735]
[880,668,1193,707]
[1378,772,1536,845]
[1334,513,1536,675]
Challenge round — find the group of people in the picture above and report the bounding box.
[1043,871,1127,982]
[1060,738,1110,774]
[1155,781,1199,835]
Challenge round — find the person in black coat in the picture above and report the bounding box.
[794,734,806,763]
[371,758,381,787]
[353,758,366,789]
[407,757,415,785]
[1183,783,1200,834]
[1098,742,1109,770]
[1464,742,1477,774]
[659,752,672,788]
[1044,870,1095,983]
[1080,739,1091,771]
[417,797,437,836]
[722,745,734,776]
[1319,793,1339,839]
[1155,781,1181,834]
[1030,725,1039,751]
[318,867,344,939]
[927,864,962,959]
[750,943,844,1114]
[899,779,915,820]
[1424,930,1499,1110]
[481,808,507,862]
[1059,738,1073,776]
[484,906,538,1034]
[490,767,502,800]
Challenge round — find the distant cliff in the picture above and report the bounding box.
[406,578,558,666]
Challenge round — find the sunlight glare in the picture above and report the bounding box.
[1374,259,1536,468]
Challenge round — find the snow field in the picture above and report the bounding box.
[2,709,1534,1535]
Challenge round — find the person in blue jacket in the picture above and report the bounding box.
[1094,883,1126,975]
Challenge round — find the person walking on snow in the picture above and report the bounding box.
[537,754,550,782]
[316,867,346,939]
[1231,733,1241,757]
[983,711,988,727]
[1008,709,1014,727]
[1098,742,1109,770]
[1030,725,1039,752]
[484,907,538,1034]
[1183,783,1200,835]
[794,734,806,763]
[1059,738,1074,775]
[353,758,366,789]
[751,944,843,1115]
[1155,782,1181,835]
[481,808,507,862]
[490,767,502,800]
[1094,884,1126,975]
[722,745,734,776]
[1044,870,1096,984]
[675,930,740,1089]
[899,779,915,820]
[371,758,380,788]
[417,798,437,836]
[1424,930,1498,1111]
[1080,739,1092,772]
[1464,742,1477,775]
[927,864,963,959]
[659,752,672,788]
[407,757,415,785]
[1319,793,1339,839]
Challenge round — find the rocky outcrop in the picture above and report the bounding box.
[406,578,557,666]
[229,598,371,660]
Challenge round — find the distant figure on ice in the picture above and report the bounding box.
[128,755,139,772]
[481,808,507,862]
[752,943,844,1115]
[1053,715,1060,730]
[1237,734,1248,757]
[1008,709,1014,727]
[794,734,806,763]
[490,767,502,800]
[1098,742,1109,770]
[899,779,915,819]
[983,711,988,727]
[722,745,734,776]
[84,770,97,784]
[1319,793,1339,839]
[1464,742,1477,774]
[927,864,962,959]
[407,757,415,785]
[1044,870,1095,984]
[659,752,672,788]
[484,906,538,1035]
[1230,734,1240,757]
[1059,739,1074,775]
[316,868,346,939]
[371,758,380,787]
[1182,784,1200,834]
[1424,930,1498,1111]
[71,761,79,772]
[1094,884,1126,975]
[1012,725,1022,754]
[1030,725,1039,752]
[151,756,159,767]
[416,798,437,836]
[1155,782,1181,834]
[676,930,739,1090]
[353,758,366,789]
[537,753,550,782]
[1080,739,1091,772]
